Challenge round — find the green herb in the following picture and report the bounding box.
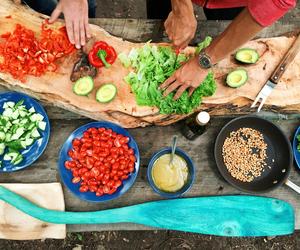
[120,37,216,114]
[297,134,300,152]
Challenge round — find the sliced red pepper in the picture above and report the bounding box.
[0,22,75,82]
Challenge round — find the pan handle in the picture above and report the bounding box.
[285,179,300,194]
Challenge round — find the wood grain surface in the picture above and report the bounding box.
[0,183,66,239]
[0,115,298,232]
[0,187,294,237]
[0,2,299,234]
[0,0,300,128]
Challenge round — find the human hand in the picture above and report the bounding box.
[164,10,197,49]
[49,0,91,49]
[160,57,207,100]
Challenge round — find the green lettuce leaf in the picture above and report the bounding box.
[122,37,216,114]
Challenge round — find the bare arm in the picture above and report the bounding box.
[161,8,265,99]
[206,8,264,64]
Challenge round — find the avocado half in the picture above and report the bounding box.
[235,48,259,64]
[226,69,248,88]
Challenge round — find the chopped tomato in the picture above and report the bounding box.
[65,127,136,196]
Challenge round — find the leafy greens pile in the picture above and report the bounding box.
[118,37,216,114]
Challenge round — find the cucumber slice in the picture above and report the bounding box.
[19,110,28,118]
[11,124,19,134]
[12,119,20,125]
[11,110,20,120]
[6,152,19,162]
[2,108,13,117]
[38,121,47,131]
[20,118,29,124]
[28,107,35,113]
[30,113,44,122]
[27,123,36,131]
[20,140,27,149]
[0,131,5,142]
[73,76,94,96]
[5,133,12,142]
[25,138,34,146]
[31,128,40,138]
[3,153,11,161]
[6,101,15,108]
[12,154,23,165]
[0,143,5,155]
[96,84,117,103]
[11,127,25,140]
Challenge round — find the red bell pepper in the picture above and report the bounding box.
[88,41,117,68]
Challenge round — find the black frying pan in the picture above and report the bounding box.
[214,115,300,193]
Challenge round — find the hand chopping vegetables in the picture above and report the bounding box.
[161,0,296,100]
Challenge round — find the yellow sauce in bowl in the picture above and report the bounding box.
[151,154,188,192]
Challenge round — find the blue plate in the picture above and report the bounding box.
[147,147,195,198]
[58,121,140,202]
[0,92,50,172]
[292,126,300,170]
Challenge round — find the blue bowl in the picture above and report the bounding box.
[147,147,195,198]
[58,121,140,202]
[292,126,300,170]
[0,91,50,172]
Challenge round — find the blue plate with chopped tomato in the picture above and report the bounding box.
[292,126,300,170]
[0,92,50,172]
[58,121,140,202]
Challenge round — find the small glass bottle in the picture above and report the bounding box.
[181,111,210,140]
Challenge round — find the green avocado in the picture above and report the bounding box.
[235,48,259,64]
[226,69,248,88]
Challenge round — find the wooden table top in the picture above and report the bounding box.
[0,18,299,232]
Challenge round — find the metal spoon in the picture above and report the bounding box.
[169,135,178,165]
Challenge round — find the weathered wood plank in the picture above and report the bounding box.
[89,18,300,43]
[0,117,299,231]
[0,17,299,232]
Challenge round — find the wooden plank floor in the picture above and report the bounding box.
[0,19,299,232]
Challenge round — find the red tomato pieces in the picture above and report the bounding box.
[0,20,75,82]
[65,127,135,196]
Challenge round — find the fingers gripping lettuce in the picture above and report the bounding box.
[119,37,216,114]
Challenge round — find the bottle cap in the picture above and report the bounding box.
[196,111,210,126]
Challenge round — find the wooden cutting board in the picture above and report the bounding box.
[0,0,300,128]
[0,183,66,240]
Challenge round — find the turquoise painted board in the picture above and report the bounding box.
[0,186,294,237]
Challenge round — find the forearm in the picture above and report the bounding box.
[206,8,264,65]
[171,0,194,16]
